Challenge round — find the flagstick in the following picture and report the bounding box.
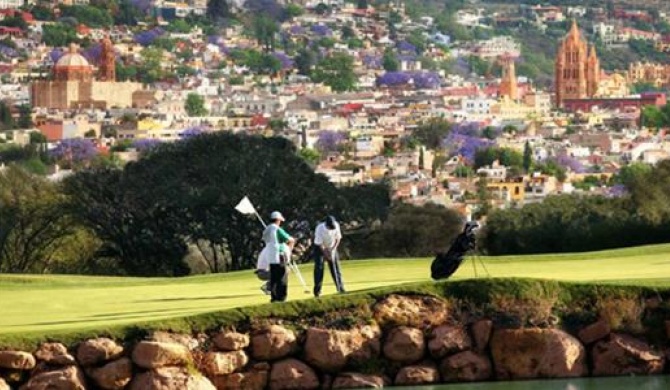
[254,211,267,228]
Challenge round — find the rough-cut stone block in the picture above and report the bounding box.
[490,328,587,379]
[592,333,665,376]
[213,332,250,352]
[578,319,610,345]
[0,351,35,370]
[440,351,492,382]
[269,358,319,390]
[383,326,425,363]
[132,341,191,369]
[76,338,123,367]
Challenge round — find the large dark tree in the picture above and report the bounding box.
[0,166,72,273]
[65,133,387,275]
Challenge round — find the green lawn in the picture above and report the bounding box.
[2,243,670,337]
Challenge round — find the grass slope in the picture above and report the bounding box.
[2,243,670,347]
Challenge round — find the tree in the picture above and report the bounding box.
[475,173,491,218]
[115,0,140,25]
[17,104,32,129]
[295,48,315,76]
[42,23,77,47]
[413,118,451,150]
[523,141,532,173]
[0,101,13,130]
[474,147,523,170]
[185,93,207,117]
[382,49,399,71]
[60,5,114,27]
[251,15,278,52]
[138,47,164,83]
[311,53,357,92]
[351,203,461,258]
[0,166,73,273]
[285,3,303,18]
[207,0,230,21]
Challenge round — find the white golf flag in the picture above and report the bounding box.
[235,196,257,215]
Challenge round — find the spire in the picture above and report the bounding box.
[588,44,597,59]
[568,19,580,40]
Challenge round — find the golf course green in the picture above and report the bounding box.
[2,243,670,338]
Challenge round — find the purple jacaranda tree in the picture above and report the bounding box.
[412,71,441,89]
[134,27,165,46]
[310,24,332,36]
[315,130,346,153]
[605,184,628,198]
[289,25,306,35]
[82,43,102,63]
[397,41,417,54]
[50,138,98,167]
[273,51,294,69]
[362,54,382,69]
[132,138,162,153]
[443,131,493,163]
[376,71,412,87]
[376,71,442,89]
[451,122,483,137]
[50,48,64,63]
[179,126,204,139]
[553,153,586,173]
[131,0,152,13]
[0,45,18,58]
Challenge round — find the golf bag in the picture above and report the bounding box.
[431,222,478,280]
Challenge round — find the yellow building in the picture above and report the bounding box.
[486,179,525,202]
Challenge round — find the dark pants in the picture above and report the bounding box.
[269,263,288,302]
[313,246,345,296]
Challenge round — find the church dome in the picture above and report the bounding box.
[55,52,90,68]
[53,43,93,82]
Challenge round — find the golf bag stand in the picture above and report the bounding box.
[469,250,490,278]
[431,222,479,280]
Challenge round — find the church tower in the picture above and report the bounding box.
[99,36,116,82]
[555,20,599,107]
[499,54,518,100]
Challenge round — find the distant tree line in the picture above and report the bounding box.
[480,161,670,255]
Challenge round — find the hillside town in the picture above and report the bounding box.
[2,0,670,219]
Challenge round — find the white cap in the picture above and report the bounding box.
[270,211,285,221]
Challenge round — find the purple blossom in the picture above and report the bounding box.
[82,43,102,63]
[605,184,628,198]
[289,25,306,35]
[273,51,294,69]
[131,0,153,13]
[443,131,492,162]
[310,24,332,36]
[376,71,441,89]
[132,138,162,152]
[50,138,98,164]
[376,71,412,87]
[412,71,441,89]
[0,45,18,58]
[179,127,204,138]
[134,27,165,46]
[208,35,223,45]
[315,130,346,153]
[362,54,382,69]
[553,153,585,173]
[397,41,417,54]
[49,48,64,63]
[451,122,482,137]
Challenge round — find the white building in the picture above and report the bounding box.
[474,36,520,58]
[0,0,25,9]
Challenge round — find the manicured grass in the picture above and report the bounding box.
[2,243,670,342]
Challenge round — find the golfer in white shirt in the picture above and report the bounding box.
[312,215,345,297]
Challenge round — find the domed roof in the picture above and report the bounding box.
[54,44,91,68]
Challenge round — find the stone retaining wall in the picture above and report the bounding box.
[1,294,669,389]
